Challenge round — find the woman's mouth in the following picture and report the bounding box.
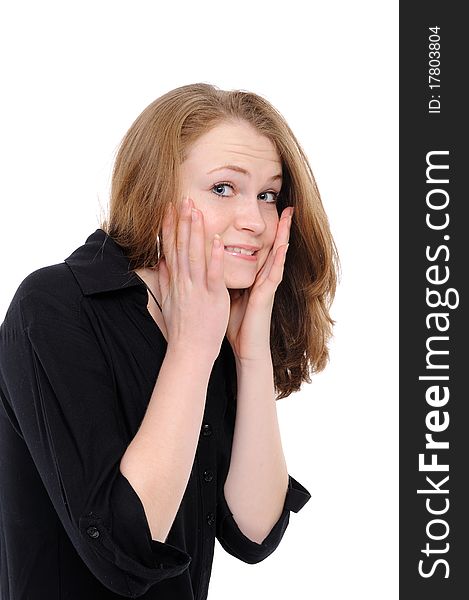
[224,246,259,261]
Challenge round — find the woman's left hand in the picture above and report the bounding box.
[226,206,294,362]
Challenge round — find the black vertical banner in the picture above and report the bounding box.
[400,3,467,598]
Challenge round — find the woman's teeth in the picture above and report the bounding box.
[224,246,256,255]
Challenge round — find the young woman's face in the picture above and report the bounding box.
[180,120,283,289]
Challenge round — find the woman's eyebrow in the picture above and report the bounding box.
[207,164,282,181]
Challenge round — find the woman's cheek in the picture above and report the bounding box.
[259,248,271,270]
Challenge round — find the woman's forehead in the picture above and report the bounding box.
[185,123,281,173]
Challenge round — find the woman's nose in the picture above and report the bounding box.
[233,197,267,235]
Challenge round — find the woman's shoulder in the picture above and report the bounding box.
[3,262,82,330]
[21,261,76,290]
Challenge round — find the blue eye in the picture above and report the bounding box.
[211,183,234,197]
[211,182,279,203]
[258,191,279,204]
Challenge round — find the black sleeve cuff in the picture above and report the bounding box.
[216,474,311,564]
[78,471,192,597]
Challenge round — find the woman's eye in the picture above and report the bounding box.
[211,182,279,203]
[211,182,235,197]
[258,191,279,203]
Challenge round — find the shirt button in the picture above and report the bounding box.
[203,469,214,482]
[201,423,212,437]
[206,512,216,526]
[86,526,100,539]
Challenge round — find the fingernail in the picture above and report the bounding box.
[191,209,198,221]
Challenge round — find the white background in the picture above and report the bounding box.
[0,1,398,598]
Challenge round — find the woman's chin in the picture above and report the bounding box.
[225,276,256,290]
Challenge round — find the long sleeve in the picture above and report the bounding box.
[216,473,311,563]
[215,360,311,563]
[0,275,191,598]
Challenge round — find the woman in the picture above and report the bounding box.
[0,83,338,599]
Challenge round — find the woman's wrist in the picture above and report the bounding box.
[165,341,219,370]
[234,348,273,369]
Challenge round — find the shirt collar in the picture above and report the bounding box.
[64,229,143,296]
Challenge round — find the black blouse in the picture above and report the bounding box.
[0,229,311,600]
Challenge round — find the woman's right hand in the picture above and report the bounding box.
[157,196,230,363]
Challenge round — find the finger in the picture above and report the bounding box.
[260,210,291,283]
[252,246,274,288]
[161,202,178,281]
[189,207,207,285]
[260,210,289,278]
[207,234,225,293]
[272,207,293,255]
[251,209,292,289]
[175,197,192,282]
[266,243,289,286]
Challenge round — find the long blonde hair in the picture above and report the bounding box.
[101,83,339,399]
